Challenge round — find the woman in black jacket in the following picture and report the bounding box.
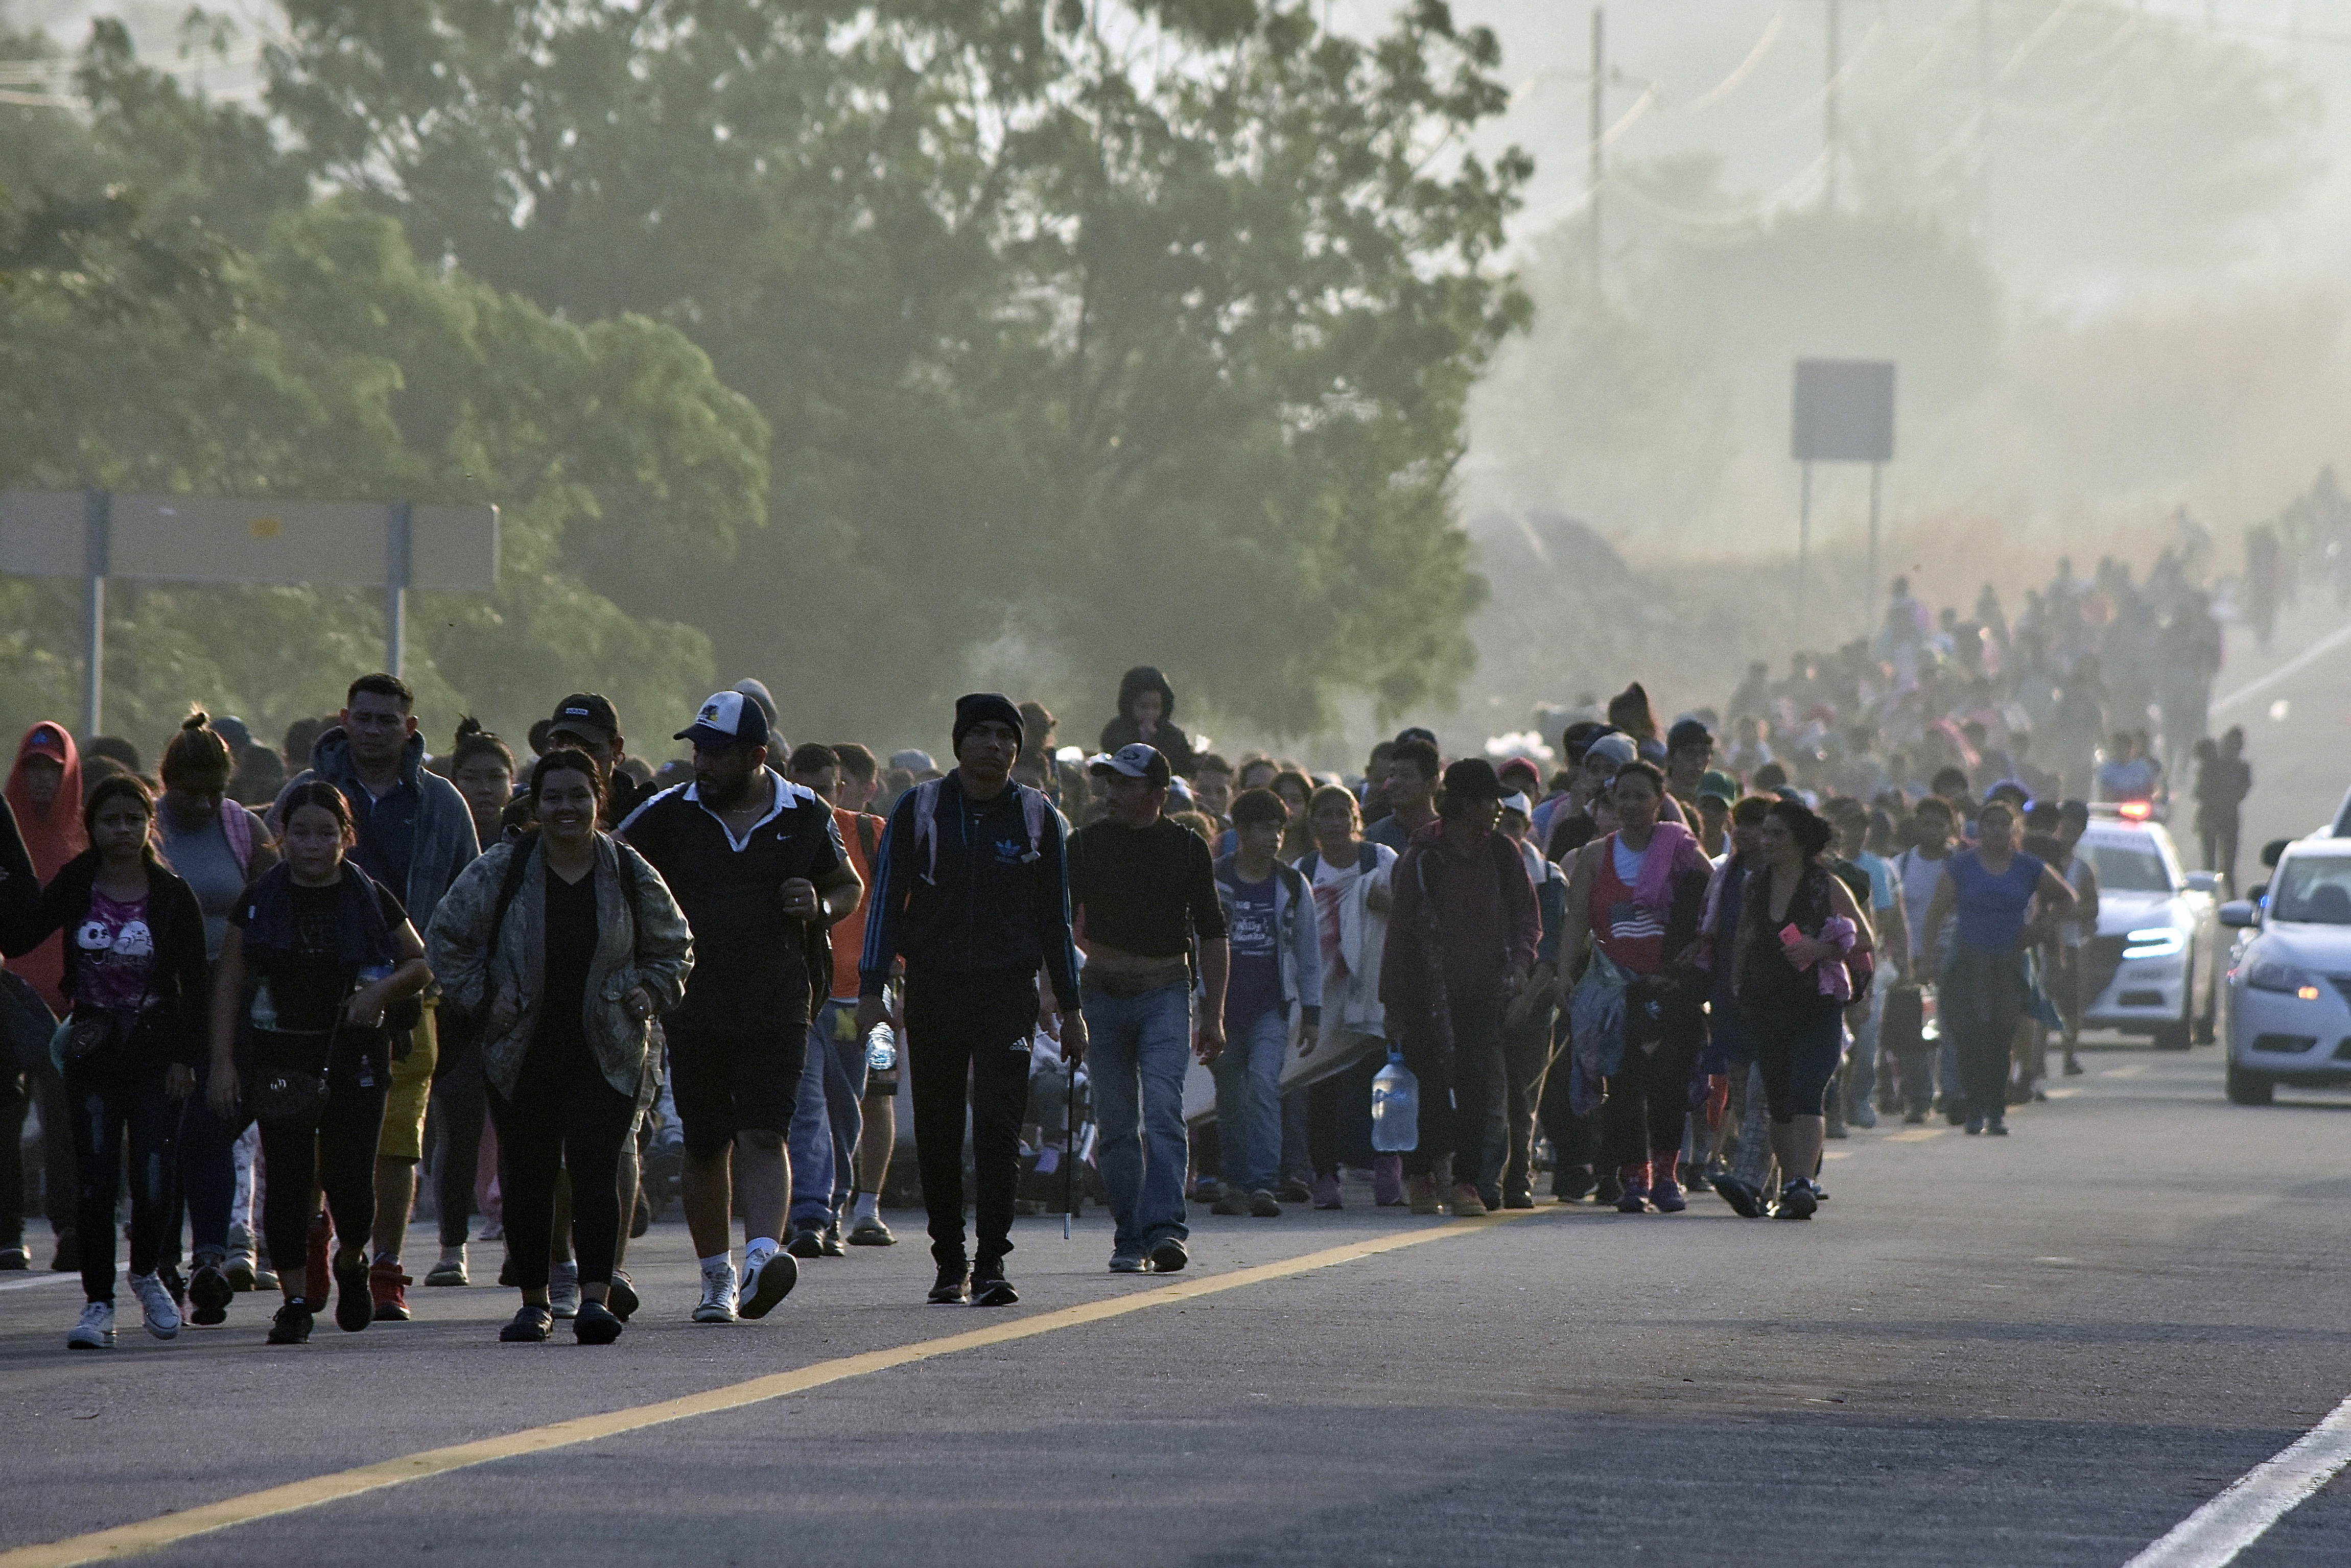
[1097,666,1201,779]
[1,775,208,1348]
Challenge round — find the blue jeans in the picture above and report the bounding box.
[787,999,867,1229]
[1211,1009,1286,1194]
[1087,981,1193,1253]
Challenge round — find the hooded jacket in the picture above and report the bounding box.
[5,724,85,1011]
[1213,851,1323,1026]
[1097,666,1200,778]
[276,726,479,932]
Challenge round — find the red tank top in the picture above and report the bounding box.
[1588,833,1666,975]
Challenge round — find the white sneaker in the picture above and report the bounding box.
[68,1300,116,1349]
[692,1265,738,1324]
[548,1260,580,1320]
[129,1273,182,1340]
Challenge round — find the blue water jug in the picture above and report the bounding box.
[1370,1049,1419,1153]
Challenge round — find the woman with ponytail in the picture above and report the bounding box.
[157,711,279,1325]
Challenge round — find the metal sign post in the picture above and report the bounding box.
[1790,359,1896,639]
[0,491,497,735]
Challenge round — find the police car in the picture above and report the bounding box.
[2074,804,2222,1051]
[2216,835,2351,1105]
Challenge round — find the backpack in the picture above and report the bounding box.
[907,779,1049,885]
[220,803,257,875]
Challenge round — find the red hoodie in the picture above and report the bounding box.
[6,723,83,1011]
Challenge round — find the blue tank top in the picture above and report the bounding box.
[1947,849,2045,954]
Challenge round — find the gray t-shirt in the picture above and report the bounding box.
[1894,846,1949,963]
[158,808,261,960]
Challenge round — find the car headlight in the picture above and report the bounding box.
[2245,959,2324,1000]
[2122,927,2184,960]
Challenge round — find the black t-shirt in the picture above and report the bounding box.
[230,877,409,1034]
[617,773,844,1032]
[532,866,599,1066]
[1065,818,1228,958]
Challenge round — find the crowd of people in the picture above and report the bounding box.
[0,555,2256,1349]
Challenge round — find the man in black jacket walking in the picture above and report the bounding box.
[859,694,1084,1307]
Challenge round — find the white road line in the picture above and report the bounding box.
[2122,1390,2351,1568]
[2209,617,2351,718]
[0,1270,85,1294]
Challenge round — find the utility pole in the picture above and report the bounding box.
[1823,0,1841,210]
[1589,5,1605,292]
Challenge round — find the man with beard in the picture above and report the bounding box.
[619,692,862,1324]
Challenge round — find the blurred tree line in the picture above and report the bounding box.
[0,0,1528,754]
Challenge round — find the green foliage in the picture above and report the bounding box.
[0,23,766,755]
[263,0,1528,740]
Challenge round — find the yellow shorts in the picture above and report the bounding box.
[377,1003,439,1162]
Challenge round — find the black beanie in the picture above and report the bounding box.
[952,693,1025,755]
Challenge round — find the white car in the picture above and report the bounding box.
[2217,837,2351,1105]
[2073,815,2222,1050]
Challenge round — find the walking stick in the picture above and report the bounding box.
[1063,1062,1077,1241]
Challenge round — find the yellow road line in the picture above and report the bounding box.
[5,1213,1541,1568]
[1888,1127,1945,1143]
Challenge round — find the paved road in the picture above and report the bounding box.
[2,1041,2346,1567]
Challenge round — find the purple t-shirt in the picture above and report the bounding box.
[1223,871,1283,1030]
[74,890,156,1011]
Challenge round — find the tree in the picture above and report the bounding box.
[0,22,766,752]
[263,0,1529,741]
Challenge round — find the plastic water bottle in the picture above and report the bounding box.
[864,1023,897,1074]
[249,979,277,1032]
[1370,1049,1419,1153]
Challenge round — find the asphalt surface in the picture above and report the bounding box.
[2,1040,2346,1567]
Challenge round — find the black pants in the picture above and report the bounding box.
[1305,1051,1381,1178]
[0,1059,76,1250]
[486,1032,635,1290]
[1600,1027,1702,1172]
[904,966,1038,1270]
[256,1038,388,1298]
[62,1058,181,1302]
[1396,995,1506,1185]
[1749,995,1848,1124]
[1943,944,2026,1121]
[1501,1007,1557,1196]
[431,1021,489,1249]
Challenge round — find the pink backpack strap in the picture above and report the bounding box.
[220,803,255,874]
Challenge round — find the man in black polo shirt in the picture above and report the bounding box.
[1065,743,1229,1275]
[618,691,862,1325]
[858,695,1084,1308]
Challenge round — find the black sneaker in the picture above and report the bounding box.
[50,1232,79,1274]
[1210,1192,1250,1216]
[820,1222,847,1257]
[737,1250,800,1319]
[1593,1173,1624,1207]
[784,1227,826,1260]
[1108,1251,1148,1273]
[574,1300,623,1345]
[1553,1166,1595,1203]
[1985,1117,2010,1136]
[2062,1054,2084,1077]
[189,1263,233,1326]
[928,1261,970,1304]
[332,1251,373,1333]
[1902,1107,1928,1125]
[606,1269,640,1322]
[970,1262,1019,1308]
[267,1300,314,1344]
[1248,1190,1282,1218]
[1146,1239,1188,1274]
[500,1304,554,1343]
[1774,1181,1818,1221]
[1501,1186,1536,1210]
[1709,1173,1768,1219]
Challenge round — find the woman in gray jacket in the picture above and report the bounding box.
[427,750,692,1344]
